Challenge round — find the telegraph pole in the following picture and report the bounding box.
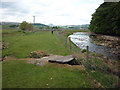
[33,16,35,32]
[33,16,35,24]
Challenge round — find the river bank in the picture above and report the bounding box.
[90,34,120,60]
[58,30,119,84]
[66,31,119,60]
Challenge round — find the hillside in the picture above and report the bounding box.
[89,2,120,36]
[2,22,48,29]
[34,23,48,29]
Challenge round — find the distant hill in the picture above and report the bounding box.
[34,23,48,29]
[1,22,48,29]
[1,22,20,25]
[1,22,20,29]
[1,22,89,30]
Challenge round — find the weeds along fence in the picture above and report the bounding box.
[56,31,81,52]
[56,31,119,88]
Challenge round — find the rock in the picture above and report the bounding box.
[48,55,75,64]
[36,62,45,66]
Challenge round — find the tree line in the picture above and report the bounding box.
[19,21,60,31]
[89,2,120,36]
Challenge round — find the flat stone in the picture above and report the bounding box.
[48,55,75,63]
[28,55,75,65]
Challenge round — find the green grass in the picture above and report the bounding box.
[2,29,119,88]
[77,57,119,88]
[2,29,70,58]
[0,62,1,89]
[88,71,119,88]
[2,60,94,88]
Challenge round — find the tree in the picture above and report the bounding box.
[89,2,120,36]
[52,26,59,29]
[27,23,34,31]
[19,21,33,31]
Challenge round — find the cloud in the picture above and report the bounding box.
[0,0,104,25]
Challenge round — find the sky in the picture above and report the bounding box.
[0,0,104,25]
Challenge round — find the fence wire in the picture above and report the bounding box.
[56,30,119,88]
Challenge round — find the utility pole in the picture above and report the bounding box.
[33,16,35,32]
[33,16,35,24]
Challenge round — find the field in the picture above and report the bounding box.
[3,60,96,88]
[2,29,119,88]
[2,30,70,58]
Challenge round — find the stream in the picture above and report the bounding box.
[69,32,119,60]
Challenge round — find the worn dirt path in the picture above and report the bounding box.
[3,54,75,66]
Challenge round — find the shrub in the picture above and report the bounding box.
[82,49,86,53]
[19,21,34,31]
[30,52,40,58]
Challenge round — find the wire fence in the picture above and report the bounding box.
[56,30,119,88]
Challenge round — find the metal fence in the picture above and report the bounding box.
[56,30,119,88]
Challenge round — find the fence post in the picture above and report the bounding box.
[69,37,71,50]
[86,46,89,60]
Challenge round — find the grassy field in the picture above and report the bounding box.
[2,29,95,88]
[2,29,70,58]
[2,60,97,88]
[2,29,119,88]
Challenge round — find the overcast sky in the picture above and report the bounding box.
[0,0,104,25]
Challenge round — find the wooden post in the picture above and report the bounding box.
[69,37,71,50]
[86,46,89,60]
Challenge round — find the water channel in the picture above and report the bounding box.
[69,32,119,60]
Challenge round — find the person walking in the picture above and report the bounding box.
[51,30,53,35]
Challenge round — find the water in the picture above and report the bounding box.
[69,32,119,60]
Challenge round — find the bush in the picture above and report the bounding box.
[30,52,40,58]
[19,21,34,31]
[82,49,86,53]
